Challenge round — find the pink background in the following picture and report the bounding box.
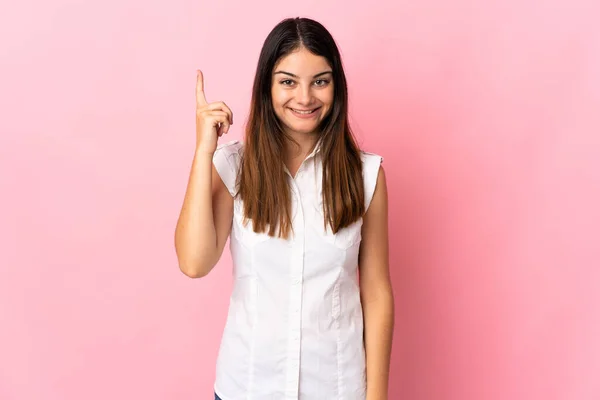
[1,1,599,399]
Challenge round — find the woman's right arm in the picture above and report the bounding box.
[174,70,234,278]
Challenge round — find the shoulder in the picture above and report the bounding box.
[359,149,384,211]
[359,149,384,178]
[215,139,244,158]
[212,140,245,196]
[360,149,383,167]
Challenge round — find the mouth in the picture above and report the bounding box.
[288,107,321,117]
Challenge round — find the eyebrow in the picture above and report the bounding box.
[273,70,333,78]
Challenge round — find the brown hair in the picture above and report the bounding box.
[238,17,364,239]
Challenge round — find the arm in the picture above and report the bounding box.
[174,70,234,278]
[174,151,233,278]
[359,165,395,400]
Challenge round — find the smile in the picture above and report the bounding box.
[289,107,320,115]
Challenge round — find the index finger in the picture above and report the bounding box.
[196,70,208,107]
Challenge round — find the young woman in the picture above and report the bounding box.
[175,17,394,400]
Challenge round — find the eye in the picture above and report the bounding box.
[280,79,295,86]
[314,79,330,87]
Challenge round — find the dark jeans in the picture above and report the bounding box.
[214,393,222,400]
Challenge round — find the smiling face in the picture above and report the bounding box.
[271,47,334,137]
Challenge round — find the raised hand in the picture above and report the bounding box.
[195,70,233,154]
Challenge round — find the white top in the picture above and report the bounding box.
[211,140,383,400]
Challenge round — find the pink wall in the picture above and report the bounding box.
[1,1,599,399]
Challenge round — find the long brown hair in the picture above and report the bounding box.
[238,17,364,239]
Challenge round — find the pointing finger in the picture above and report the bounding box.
[196,70,208,107]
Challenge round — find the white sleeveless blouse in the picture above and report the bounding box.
[212,140,383,400]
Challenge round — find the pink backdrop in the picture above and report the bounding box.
[1,1,599,399]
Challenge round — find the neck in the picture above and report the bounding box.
[283,132,320,163]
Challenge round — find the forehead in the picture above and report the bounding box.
[274,48,331,76]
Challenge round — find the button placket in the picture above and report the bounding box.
[285,178,305,398]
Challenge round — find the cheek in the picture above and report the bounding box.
[270,86,279,102]
[271,91,287,109]
[321,91,334,116]
[320,89,334,106]
[326,88,335,104]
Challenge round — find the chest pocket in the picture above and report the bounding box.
[313,197,363,250]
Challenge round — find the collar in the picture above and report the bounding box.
[306,136,324,160]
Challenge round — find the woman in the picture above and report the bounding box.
[175,17,394,400]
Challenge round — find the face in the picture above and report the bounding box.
[271,47,334,137]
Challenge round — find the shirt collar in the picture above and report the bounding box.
[306,136,323,160]
[282,137,323,178]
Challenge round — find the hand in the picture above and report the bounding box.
[195,69,233,154]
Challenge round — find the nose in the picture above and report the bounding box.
[296,83,313,106]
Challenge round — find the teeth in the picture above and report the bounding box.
[292,108,315,114]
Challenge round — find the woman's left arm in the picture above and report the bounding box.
[359,165,395,400]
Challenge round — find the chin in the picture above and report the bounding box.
[287,122,320,134]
